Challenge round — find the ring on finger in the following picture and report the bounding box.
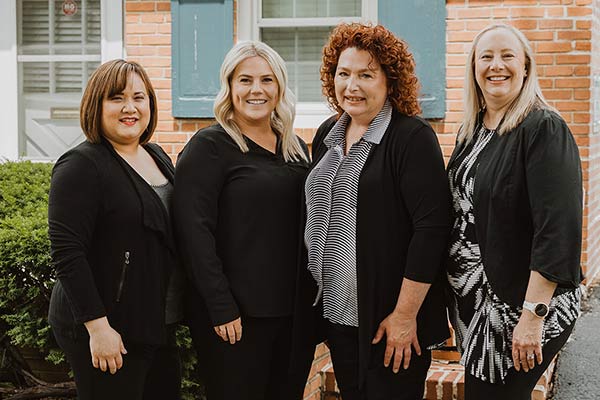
[527,353,535,360]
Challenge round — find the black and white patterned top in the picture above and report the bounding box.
[305,101,392,327]
[447,124,581,384]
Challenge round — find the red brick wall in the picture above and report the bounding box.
[586,0,600,285]
[123,1,598,398]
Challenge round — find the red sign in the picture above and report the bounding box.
[62,0,77,16]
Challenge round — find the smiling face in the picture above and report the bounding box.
[101,72,150,147]
[230,55,279,128]
[334,47,388,125]
[474,28,528,110]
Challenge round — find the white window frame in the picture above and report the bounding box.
[0,1,19,160]
[238,0,377,129]
[0,0,123,161]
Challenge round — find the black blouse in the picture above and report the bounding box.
[173,124,309,326]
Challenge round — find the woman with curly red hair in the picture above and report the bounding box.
[303,23,451,399]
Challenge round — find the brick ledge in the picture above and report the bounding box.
[319,356,556,400]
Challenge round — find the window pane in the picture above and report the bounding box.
[22,61,99,94]
[55,62,84,93]
[19,0,101,55]
[262,0,360,18]
[22,62,50,93]
[261,27,331,102]
[20,0,49,48]
[54,0,101,50]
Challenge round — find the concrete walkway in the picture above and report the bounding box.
[551,282,600,399]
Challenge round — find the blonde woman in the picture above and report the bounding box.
[446,24,583,398]
[173,41,312,399]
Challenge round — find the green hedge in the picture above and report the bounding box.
[0,161,58,364]
[0,161,202,399]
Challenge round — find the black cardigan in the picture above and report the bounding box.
[447,108,583,306]
[48,140,176,345]
[307,110,452,385]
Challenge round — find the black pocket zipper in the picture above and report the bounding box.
[116,251,130,303]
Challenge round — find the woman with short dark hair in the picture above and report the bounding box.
[48,59,182,400]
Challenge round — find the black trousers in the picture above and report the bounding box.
[465,323,575,400]
[51,323,182,400]
[190,314,311,400]
[325,321,431,400]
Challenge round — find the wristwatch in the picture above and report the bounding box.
[522,301,549,318]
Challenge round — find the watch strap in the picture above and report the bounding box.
[522,301,549,318]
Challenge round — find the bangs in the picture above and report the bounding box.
[103,63,138,98]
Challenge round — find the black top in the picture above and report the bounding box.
[447,108,583,306]
[151,181,185,324]
[173,124,309,326]
[48,140,176,345]
[307,110,452,386]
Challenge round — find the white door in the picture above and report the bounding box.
[18,0,101,159]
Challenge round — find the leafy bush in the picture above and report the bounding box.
[0,162,58,365]
[0,161,202,399]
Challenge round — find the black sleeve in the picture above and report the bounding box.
[48,150,106,323]
[527,113,583,287]
[399,124,452,283]
[173,133,239,326]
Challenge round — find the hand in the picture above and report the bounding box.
[214,317,242,344]
[84,317,127,374]
[372,311,421,373]
[512,313,544,372]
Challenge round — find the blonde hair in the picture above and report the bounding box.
[213,41,307,162]
[459,24,553,143]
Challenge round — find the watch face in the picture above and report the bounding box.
[535,303,549,317]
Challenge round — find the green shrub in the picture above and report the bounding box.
[0,162,57,364]
[0,161,53,220]
[0,161,202,399]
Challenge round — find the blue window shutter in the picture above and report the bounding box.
[378,0,446,119]
[172,0,233,118]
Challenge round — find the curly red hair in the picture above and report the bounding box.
[321,23,421,117]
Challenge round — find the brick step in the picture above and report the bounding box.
[319,354,556,400]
